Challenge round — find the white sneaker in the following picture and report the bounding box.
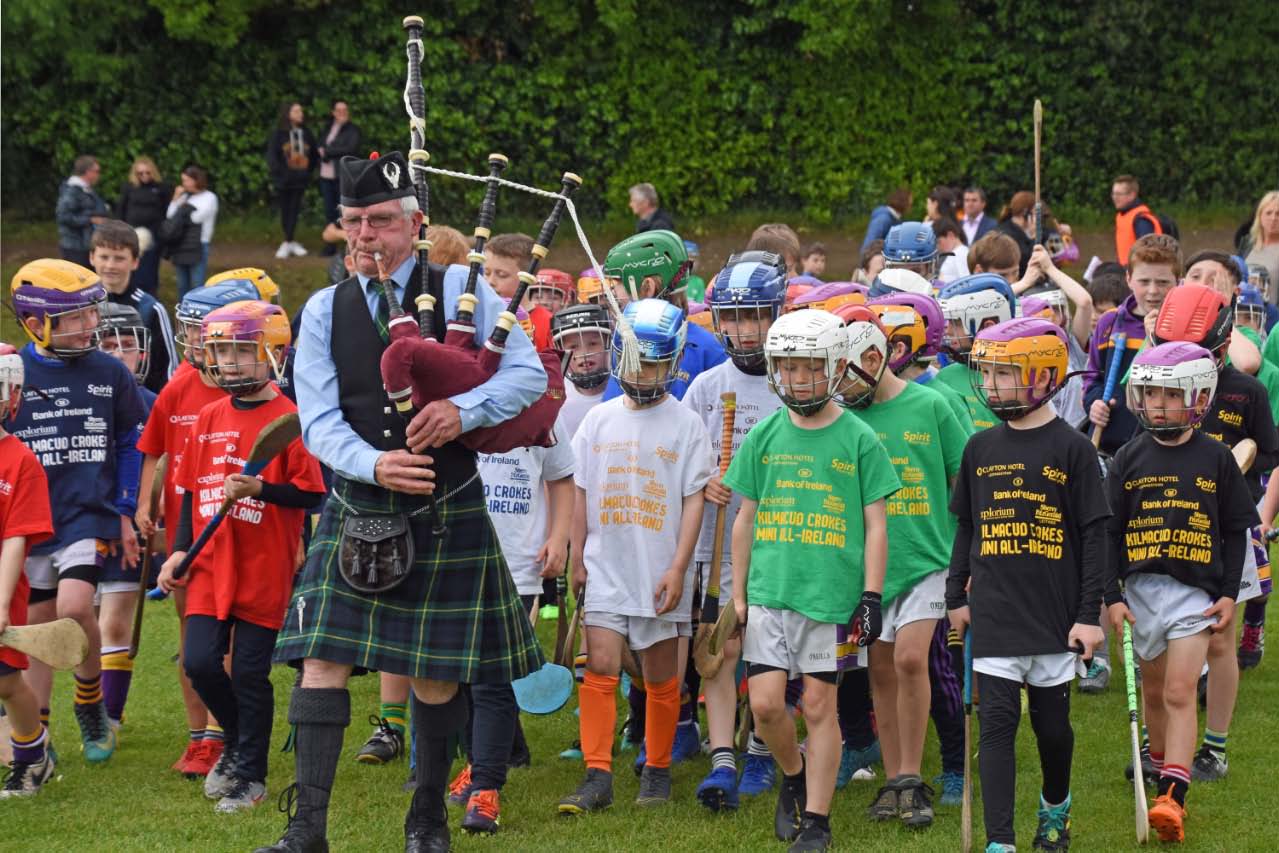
[215,777,267,813]
[275,242,291,259]
[288,241,308,257]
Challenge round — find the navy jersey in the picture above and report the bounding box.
[10,346,145,553]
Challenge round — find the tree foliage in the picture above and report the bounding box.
[3,0,1274,224]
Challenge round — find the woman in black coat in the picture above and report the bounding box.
[266,101,318,259]
[118,156,172,295]
[316,99,361,236]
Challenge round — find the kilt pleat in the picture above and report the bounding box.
[273,476,543,684]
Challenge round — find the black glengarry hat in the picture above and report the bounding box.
[339,151,414,207]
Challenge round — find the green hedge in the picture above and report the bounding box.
[3,0,1276,226]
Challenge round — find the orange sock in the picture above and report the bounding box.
[579,671,619,771]
[644,676,681,769]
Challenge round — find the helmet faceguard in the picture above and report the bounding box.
[176,281,261,366]
[1236,284,1268,337]
[1023,286,1069,328]
[11,259,107,359]
[201,300,292,396]
[709,257,786,373]
[837,311,890,409]
[0,342,24,424]
[764,309,849,417]
[868,292,945,371]
[610,299,686,404]
[1127,341,1218,438]
[528,268,574,313]
[553,304,613,390]
[96,302,151,382]
[938,274,1018,364]
[969,318,1068,421]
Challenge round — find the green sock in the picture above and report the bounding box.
[1203,728,1227,756]
[381,701,407,735]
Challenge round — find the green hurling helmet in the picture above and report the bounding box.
[602,230,692,300]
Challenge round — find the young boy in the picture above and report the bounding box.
[935,274,1018,431]
[684,240,707,304]
[1150,283,1278,782]
[1086,235,1182,455]
[0,344,56,797]
[94,302,157,731]
[558,298,712,814]
[89,219,178,394]
[446,415,574,832]
[9,259,145,766]
[1105,341,1257,843]
[948,317,1109,853]
[726,308,898,852]
[882,222,940,282]
[156,300,324,813]
[135,279,261,776]
[682,254,787,810]
[838,310,968,830]
[801,243,828,279]
[552,304,612,438]
[527,268,574,315]
[484,233,553,350]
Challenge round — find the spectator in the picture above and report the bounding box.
[162,163,218,299]
[854,238,886,286]
[425,224,470,266]
[55,154,108,266]
[1244,191,1279,301]
[747,222,801,276]
[996,191,1037,278]
[316,99,361,254]
[969,231,1022,285]
[801,242,828,278]
[961,186,998,244]
[1111,174,1162,263]
[861,187,912,253]
[266,101,319,259]
[1084,262,1129,333]
[932,217,970,283]
[629,182,675,233]
[925,185,958,222]
[117,156,171,296]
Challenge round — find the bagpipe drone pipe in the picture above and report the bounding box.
[377,16,579,456]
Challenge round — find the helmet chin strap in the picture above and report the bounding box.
[730,352,767,375]
[841,361,883,409]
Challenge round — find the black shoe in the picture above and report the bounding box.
[253,784,329,853]
[404,823,451,853]
[896,776,935,828]
[1123,743,1159,786]
[775,772,806,842]
[558,768,614,815]
[355,716,405,765]
[788,815,832,852]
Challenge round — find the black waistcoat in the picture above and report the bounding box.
[329,262,477,485]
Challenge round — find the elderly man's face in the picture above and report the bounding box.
[629,192,651,217]
[341,199,420,278]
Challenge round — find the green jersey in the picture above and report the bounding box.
[919,372,976,435]
[1239,326,1279,424]
[724,408,900,623]
[849,382,968,604]
[934,361,998,431]
[685,274,707,304]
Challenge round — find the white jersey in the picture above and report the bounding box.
[572,395,714,621]
[1050,333,1087,429]
[479,418,575,595]
[938,245,970,284]
[680,361,782,565]
[559,381,606,440]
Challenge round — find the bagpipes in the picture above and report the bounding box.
[375,16,585,466]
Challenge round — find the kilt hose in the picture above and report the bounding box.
[274,475,544,684]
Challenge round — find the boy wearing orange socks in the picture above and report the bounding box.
[558,298,713,814]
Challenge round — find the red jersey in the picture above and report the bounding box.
[0,433,54,669]
[529,305,554,352]
[137,362,225,552]
[175,394,324,629]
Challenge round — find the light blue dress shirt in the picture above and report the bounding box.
[294,256,547,484]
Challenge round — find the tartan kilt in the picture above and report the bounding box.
[273,475,543,684]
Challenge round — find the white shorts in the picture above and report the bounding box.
[583,611,691,651]
[25,539,103,591]
[974,652,1079,688]
[879,570,947,644]
[94,581,138,601]
[1126,573,1214,661]
[1238,527,1261,604]
[743,605,847,678]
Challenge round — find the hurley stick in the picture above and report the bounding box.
[694,391,738,678]
[172,413,301,580]
[1,618,88,671]
[129,453,167,658]
[961,631,974,852]
[1124,621,1150,842]
[1092,332,1128,448]
[1233,438,1258,474]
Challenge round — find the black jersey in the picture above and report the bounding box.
[947,417,1110,658]
[1199,365,1279,503]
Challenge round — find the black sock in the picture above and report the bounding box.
[784,758,806,788]
[409,690,469,830]
[801,811,830,830]
[287,686,351,839]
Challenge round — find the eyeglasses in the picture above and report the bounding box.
[339,213,402,231]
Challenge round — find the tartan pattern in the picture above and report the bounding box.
[273,476,544,683]
[374,290,390,344]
